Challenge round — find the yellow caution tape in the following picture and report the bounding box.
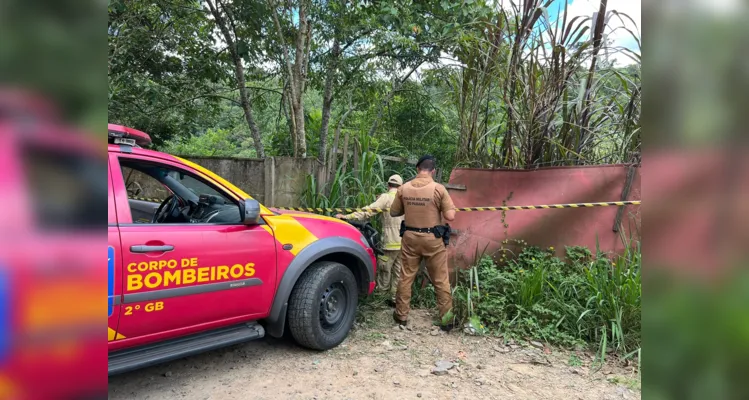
[132,197,165,203]
[272,201,641,214]
[128,197,641,214]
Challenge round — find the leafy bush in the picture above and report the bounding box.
[452,243,641,357]
[300,130,413,228]
[161,128,257,158]
[410,272,437,309]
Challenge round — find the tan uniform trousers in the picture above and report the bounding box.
[376,249,402,295]
[395,231,452,321]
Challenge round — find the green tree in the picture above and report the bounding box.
[108,0,228,145]
[107,0,640,173]
[205,0,266,157]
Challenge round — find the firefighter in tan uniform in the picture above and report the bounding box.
[337,175,405,301]
[390,155,456,331]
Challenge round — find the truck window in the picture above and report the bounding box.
[118,158,241,225]
[121,166,171,202]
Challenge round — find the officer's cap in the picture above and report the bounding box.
[416,155,436,170]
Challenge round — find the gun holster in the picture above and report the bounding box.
[399,220,406,237]
[432,224,451,247]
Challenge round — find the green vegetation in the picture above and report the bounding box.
[162,128,258,158]
[451,242,641,359]
[299,131,416,221]
[359,240,641,363]
[109,0,641,189]
[568,354,582,367]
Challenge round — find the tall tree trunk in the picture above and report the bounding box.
[325,95,355,194]
[280,83,295,156]
[319,38,340,164]
[206,0,264,158]
[270,0,310,157]
[285,86,297,157]
[292,1,309,157]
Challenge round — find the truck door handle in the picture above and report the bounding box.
[130,245,174,253]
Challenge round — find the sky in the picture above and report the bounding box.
[544,0,641,66]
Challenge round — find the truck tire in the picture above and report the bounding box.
[287,261,358,350]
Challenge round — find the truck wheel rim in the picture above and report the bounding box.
[320,283,347,329]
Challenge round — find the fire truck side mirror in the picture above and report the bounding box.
[240,199,261,225]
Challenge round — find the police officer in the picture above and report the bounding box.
[337,175,405,303]
[390,155,456,331]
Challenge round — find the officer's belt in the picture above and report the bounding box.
[404,226,436,234]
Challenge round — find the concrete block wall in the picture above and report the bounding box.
[181,156,318,208]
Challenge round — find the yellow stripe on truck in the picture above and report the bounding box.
[108,327,126,341]
[175,156,273,216]
[280,212,348,225]
[263,215,318,256]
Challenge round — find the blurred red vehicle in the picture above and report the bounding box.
[0,91,106,399]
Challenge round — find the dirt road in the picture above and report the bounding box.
[108,309,640,400]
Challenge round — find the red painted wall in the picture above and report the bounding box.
[446,165,641,269]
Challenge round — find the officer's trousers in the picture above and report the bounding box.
[394,231,452,321]
[376,249,402,296]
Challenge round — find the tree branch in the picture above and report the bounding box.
[366,62,423,138]
[145,93,238,116]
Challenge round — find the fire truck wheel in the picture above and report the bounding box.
[287,261,358,350]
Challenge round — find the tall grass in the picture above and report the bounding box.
[451,241,641,359]
[301,130,412,222]
[438,0,641,167]
[582,239,642,357]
